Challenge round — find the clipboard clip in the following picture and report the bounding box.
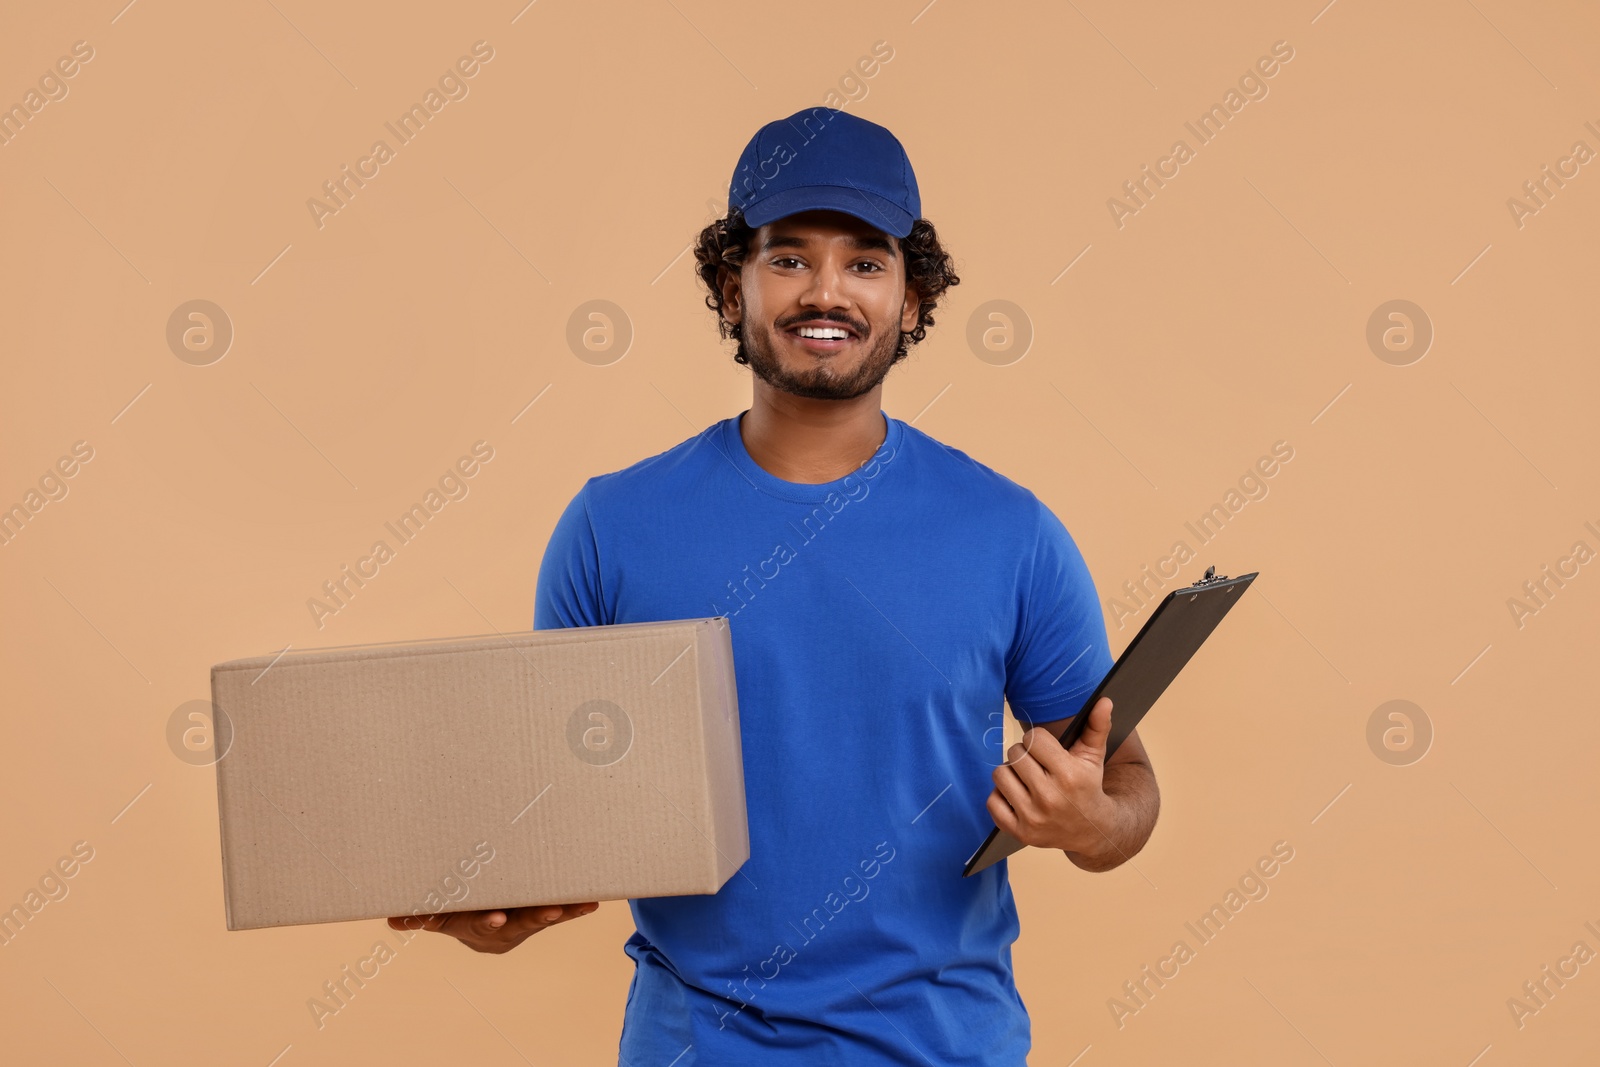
[1189,565,1230,587]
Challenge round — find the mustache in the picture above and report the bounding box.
[777,312,868,335]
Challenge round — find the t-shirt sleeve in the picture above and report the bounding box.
[533,480,610,630]
[1004,495,1116,726]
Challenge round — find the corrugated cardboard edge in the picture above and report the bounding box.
[210,662,237,931]
[696,617,750,888]
[210,619,700,674]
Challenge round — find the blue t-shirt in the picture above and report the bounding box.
[533,409,1114,1066]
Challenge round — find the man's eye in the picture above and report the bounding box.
[770,257,884,272]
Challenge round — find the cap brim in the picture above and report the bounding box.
[741,185,914,238]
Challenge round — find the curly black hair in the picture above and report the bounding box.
[692,207,961,365]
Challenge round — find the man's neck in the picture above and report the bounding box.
[738,388,887,485]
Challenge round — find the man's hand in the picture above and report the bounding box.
[387,903,599,954]
[987,697,1159,871]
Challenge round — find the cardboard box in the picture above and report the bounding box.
[210,617,747,930]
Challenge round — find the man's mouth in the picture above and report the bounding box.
[785,322,860,353]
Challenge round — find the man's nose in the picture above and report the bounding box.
[799,256,852,310]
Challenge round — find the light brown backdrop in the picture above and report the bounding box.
[2,0,1597,1063]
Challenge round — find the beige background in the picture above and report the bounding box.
[2,0,1597,1063]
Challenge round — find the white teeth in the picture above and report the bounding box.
[796,326,850,339]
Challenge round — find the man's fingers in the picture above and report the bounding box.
[386,902,600,947]
[409,910,499,940]
[432,911,492,940]
[991,763,1034,820]
[1006,739,1054,792]
[492,902,593,935]
[475,910,511,935]
[547,902,600,924]
[986,788,1020,836]
[502,906,562,936]
[1069,697,1114,763]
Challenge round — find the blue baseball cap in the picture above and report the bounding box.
[728,108,921,238]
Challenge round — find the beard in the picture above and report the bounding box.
[737,315,904,400]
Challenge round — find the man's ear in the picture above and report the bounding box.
[899,283,921,334]
[719,266,743,327]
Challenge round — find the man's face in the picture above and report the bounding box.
[722,209,920,401]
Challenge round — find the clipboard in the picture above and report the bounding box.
[962,565,1258,877]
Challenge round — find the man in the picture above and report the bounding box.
[393,108,1160,1065]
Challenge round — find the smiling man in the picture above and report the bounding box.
[395,108,1160,1065]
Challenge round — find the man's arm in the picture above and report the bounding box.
[987,696,1160,873]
